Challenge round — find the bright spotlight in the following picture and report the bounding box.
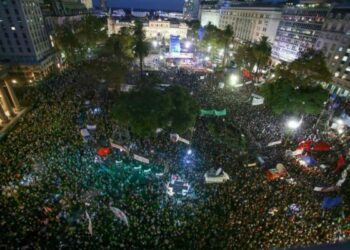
[337,119,344,125]
[229,74,239,86]
[287,119,301,129]
[187,149,192,155]
[185,41,191,49]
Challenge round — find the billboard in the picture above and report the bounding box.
[169,35,181,54]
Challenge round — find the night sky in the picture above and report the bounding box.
[93,0,185,11]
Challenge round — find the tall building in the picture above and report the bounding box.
[100,0,107,12]
[271,1,331,63]
[0,0,57,83]
[314,5,350,95]
[183,0,201,20]
[219,6,282,44]
[81,0,93,9]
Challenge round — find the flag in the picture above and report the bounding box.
[110,207,129,227]
[85,211,93,236]
[133,154,149,164]
[321,196,342,209]
[97,147,110,157]
[335,155,346,172]
[336,166,349,187]
[267,140,282,147]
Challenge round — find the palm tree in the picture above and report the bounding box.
[221,25,233,67]
[133,20,149,79]
[252,36,271,82]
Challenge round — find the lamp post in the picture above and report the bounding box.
[285,118,302,145]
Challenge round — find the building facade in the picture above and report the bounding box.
[183,0,201,20]
[81,0,93,10]
[0,0,57,83]
[219,6,282,44]
[314,5,350,94]
[271,1,331,63]
[200,8,221,27]
[0,67,22,125]
[108,18,189,40]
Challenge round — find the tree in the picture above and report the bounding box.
[75,15,107,50]
[234,44,256,72]
[133,20,149,79]
[252,36,271,79]
[104,27,134,65]
[53,22,82,63]
[260,79,328,115]
[112,86,199,137]
[220,25,234,67]
[275,49,331,87]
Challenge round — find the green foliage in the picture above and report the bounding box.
[103,28,134,64]
[235,36,271,75]
[53,15,107,64]
[275,49,332,87]
[112,86,199,137]
[260,79,328,115]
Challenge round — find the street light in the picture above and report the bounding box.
[287,119,302,130]
[185,41,191,49]
[229,74,239,86]
[159,55,164,60]
[152,40,158,48]
[205,56,210,61]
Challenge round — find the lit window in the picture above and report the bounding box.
[342,56,348,62]
[334,55,339,60]
[334,72,340,77]
[11,26,15,30]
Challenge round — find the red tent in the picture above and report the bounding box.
[97,147,110,157]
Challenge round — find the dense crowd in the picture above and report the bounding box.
[0,61,349,249]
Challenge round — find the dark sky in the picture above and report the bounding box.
[94,0,185,11]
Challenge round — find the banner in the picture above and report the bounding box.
[251,94,264,106]
[85,211,93,236]
[267,140,282,147]
[321,196,342,209]
[110,140,129,153]
[133,154,150,164]
[87,124,97,130]
[110,207,129,227]
[170,133,190,144]
[200,109,227,117]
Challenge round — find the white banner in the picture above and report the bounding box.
[110,207,129,227]
[87,124,97,130]
[110,140,129,153]
[267,140,282,147]
[252,97,264,106]
[80,129,90,137]
[178,137,190,145]
[133,154,150,164]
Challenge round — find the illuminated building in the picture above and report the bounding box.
[271,0,331,62]
[0,0,56,82]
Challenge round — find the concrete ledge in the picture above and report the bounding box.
[0,107,30,141]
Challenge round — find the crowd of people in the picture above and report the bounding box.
[0,60,350,249]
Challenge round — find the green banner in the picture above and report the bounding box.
[200,109,227,117]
